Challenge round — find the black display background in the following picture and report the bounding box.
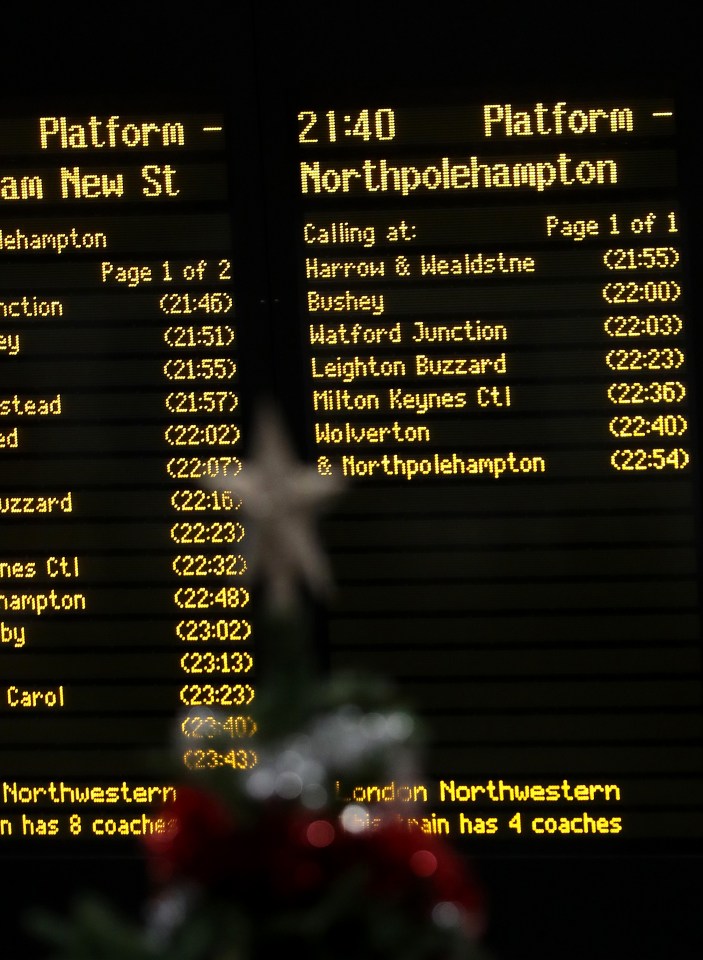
[1,3,702,957]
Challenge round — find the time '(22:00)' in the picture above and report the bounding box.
[601,237,690,473]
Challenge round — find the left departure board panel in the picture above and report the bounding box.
[0,112,255,845]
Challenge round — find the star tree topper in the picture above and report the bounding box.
[208,403,343,612]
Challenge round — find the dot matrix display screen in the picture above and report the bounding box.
[294,96,702,848]
[0,90,700,860]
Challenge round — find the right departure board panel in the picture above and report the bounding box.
[296,97,703,844]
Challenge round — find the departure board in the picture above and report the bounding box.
[295,98,703,846]
[0,111,256,845]
[0,93,701,858]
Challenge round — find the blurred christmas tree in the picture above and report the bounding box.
[28,405,491,960]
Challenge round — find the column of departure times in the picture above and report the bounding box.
[603,211,689,474]
[162,262,258,772]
